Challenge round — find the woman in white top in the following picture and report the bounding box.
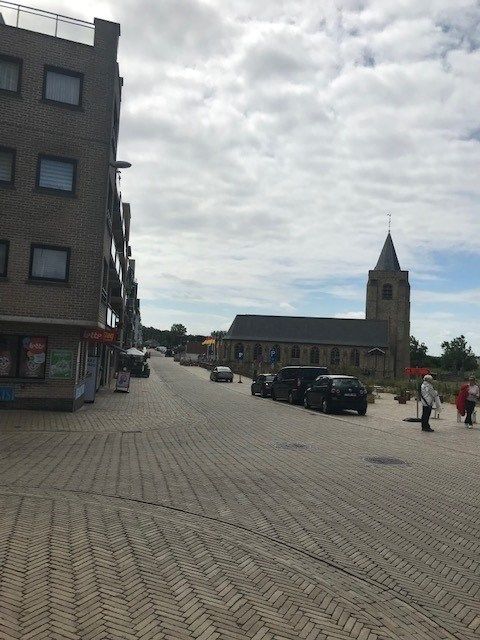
[420,374,440,432]
[465,376,479,429]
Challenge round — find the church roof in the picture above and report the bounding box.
[374,233,401,271]
[225,315,388,348]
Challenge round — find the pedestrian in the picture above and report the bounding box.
[420,374,439,432]
[456,382,468,423]
[464,376,479,429]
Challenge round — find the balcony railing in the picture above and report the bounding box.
[0,2,95,45]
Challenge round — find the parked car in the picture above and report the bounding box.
[271,366,329,404]
[164,349,173,357]
[303,375,367,415]
[251,373,275,397]
[210,366,234,382]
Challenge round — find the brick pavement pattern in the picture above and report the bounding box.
[0,353,479,639]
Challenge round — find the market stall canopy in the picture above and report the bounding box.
[126,348,144,356]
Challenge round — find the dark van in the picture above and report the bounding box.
[271,366,329,404]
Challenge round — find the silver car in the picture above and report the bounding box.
[210,366,234,382]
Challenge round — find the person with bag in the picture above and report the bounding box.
[464,376,479,429]
[420,374,439,432]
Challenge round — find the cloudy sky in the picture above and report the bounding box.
[8,0,480,353]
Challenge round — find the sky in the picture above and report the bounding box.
[6,0,480,354]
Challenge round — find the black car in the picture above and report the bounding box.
[304,375,367,415]
[251,374,275,397]
[271,366,329,404]
[210,366,234,382]
[164,349,173,357]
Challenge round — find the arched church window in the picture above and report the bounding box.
[291,344,300,359]
[234,343,244,360]
[382,283,393,300]
[330,348,340,366]
[253,344,263,361]
[350,348,360,367]
[310,347,320,364]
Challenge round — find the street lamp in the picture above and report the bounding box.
[110,160,132,169]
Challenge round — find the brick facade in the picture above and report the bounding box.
[0,14,136,410]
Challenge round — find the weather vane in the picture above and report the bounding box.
[387,212,391,233]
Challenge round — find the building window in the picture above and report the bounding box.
[309,347,320,364]
[0,240,9,277]
[29,245,70,282]
[330,348,340,366]
[350,349,360,367]
[0,335,47,379]
[37,155,76,193]
[0,55,21,93]
[43,66,82,106]
[234,343,244,360]
[291,344,300,359]
[382,283,393,300]
[0,147,15,186]
[253,343,263,361]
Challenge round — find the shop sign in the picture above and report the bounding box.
[0,387,14,402]
[49,349,73,380]
[115,370,131,393]
[83,329,118,343]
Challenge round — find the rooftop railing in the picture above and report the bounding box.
[0,1,95,45]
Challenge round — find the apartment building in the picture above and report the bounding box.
[0,5,141,410]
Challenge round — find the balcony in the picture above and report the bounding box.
[0,1,95,45]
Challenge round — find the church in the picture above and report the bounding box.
[222,233,410,378]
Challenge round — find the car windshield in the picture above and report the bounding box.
[217,367,231,372]
[332,378,361,389]
[264,375,275,381]
[301,369,324,381]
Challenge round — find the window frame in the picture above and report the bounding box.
[0,53,22,94]
[0,239,9,277]
[0,146,16,187]
[36,154,77,195]
[29,243,71,283]
[42,65,84,108]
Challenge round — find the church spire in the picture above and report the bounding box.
[373,233,401,271]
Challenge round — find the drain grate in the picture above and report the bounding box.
[273,442,314,451]
[365,456,407,466]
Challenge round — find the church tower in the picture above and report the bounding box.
[366,233,410,378]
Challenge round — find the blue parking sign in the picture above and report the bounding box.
[0,387,14,402]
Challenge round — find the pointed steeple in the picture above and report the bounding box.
[374,233,401,271]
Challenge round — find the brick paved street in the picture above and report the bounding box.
[0,353,479,640]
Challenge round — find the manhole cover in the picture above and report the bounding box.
[365,456,407,465]
[273,442,313,451]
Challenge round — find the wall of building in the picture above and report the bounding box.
[222,340,389,377]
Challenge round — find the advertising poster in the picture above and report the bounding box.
[115,370,131,393]
[49,349,73,380]
[19,336,47,379]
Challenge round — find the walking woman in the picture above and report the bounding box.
[420,374,439,433]
[464,376,479,429]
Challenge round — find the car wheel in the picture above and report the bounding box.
[288,392,295,405]
[322,398,331,414]
[271,391,277,401]
[261,389,267,398]
[303,395,311,409]
[358,405,367,416]
[251,388,255,395]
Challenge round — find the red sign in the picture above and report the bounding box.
[405,367,431,378]
[83,329,118,343]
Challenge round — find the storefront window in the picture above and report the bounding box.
[0,335,18,378]
[0,335,47,379]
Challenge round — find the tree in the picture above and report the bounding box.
[170,324,187,337]
[211,330,226,339]
[440,335,477,372]
[410,335,428,366]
